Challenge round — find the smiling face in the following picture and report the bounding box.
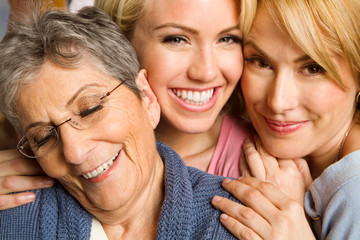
[131,0,243,134]
[241,6,358,160]
[16,60,162,218]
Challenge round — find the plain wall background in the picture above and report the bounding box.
[0,1,10,40]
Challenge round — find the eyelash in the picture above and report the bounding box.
[161,34,241,46]
[244,57,271,69]
[162,36,188,45]
[78,103,104,118]
[244,56,326,76]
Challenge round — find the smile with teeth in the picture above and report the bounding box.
[82,151,119,179]
[172,88,214,105]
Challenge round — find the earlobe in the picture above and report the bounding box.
[136,69,161,129]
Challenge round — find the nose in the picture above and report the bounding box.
[267,71,298,113]
[57,124,90,165]
[187,46,218,82]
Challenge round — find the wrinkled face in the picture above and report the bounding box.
[131,0,242,134]
[16,60,160,214]
[241,6,357,159]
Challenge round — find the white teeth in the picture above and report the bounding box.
[172,88,214,105]
[82,151,119,179]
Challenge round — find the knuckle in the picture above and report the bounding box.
[258,181,273,190]
[1,176,16,190]
[245,188,261,202]
[246,151,260,163]
[0,196,11,210]
[285,199,303,214]
[240,207,256,220]
[240,228,257,240]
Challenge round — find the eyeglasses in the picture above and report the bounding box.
[17,81,126,158]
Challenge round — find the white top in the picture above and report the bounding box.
[90,217,109,240]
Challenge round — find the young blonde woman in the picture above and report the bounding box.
[0,0,252,210]
[212,0,360,239]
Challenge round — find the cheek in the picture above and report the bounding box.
[303,82,350,115]
[224,50,244,84]
[36,155,68,179]
[241,72,263,104]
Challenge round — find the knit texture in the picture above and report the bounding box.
[0,142,239,239]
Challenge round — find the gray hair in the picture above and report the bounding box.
[0,6,141,133]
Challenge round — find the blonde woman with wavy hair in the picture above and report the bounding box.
[212,0,360,239]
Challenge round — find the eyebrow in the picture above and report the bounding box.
[154,23,240,36]
[23,83,103,132]
[244,39,312,63]
[65,83,103,108]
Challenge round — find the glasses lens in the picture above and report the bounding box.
[17,136,36,158]
[70,93,109,129]
[22,126,59,158]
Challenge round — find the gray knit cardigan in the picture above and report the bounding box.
[0,142,239,239]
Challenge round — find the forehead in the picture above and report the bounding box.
[16,61,116,124]
[145,0,239,26]
[22,60,113,98]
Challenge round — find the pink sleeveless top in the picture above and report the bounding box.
[207,115,253,178]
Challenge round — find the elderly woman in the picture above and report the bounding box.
[0,7,239,239]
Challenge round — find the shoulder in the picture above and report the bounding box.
[0,183,92,239]
[305,150,360,239]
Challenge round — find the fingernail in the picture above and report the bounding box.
[212,196,222,202]
[223,178,232,184]
[237,177,244,180]
[220,213,229,221]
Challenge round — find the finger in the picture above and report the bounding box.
[0,175,54,195]
[253,135,279,178]
[293,158,313,189]
[0,192,36,210]
[219,213,262,240]
[221,178,280,223]
[0,156,44,177]
[0,149,20,163]
[242,138,266,180]
[238,177,297,212]
[212,195,270,239]
[239,151,251,177]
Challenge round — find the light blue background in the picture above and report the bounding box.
[0,0,10,40]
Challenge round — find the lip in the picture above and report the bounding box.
[169,87,220,112]
[82,150,121,183]
[264,117,308,135]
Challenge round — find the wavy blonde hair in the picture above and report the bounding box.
[241,0,360,120]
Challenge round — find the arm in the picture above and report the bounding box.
[0,149,54,210]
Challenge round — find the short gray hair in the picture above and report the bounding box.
[0,6,141,133]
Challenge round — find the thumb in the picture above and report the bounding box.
[293,158,313,189]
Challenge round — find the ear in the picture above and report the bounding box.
[136,69,161,129]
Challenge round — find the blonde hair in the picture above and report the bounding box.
[241,0,360,120]
[94,0,151,39]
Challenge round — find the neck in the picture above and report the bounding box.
[306,121,359,179]
[155,116,224,171]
